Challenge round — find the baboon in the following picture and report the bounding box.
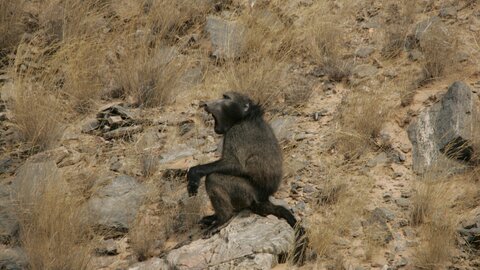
[187,91,307,264]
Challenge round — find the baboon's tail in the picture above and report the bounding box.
[251,201,308,265]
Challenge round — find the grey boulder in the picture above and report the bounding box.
[87,175,147,235]
[408,81,479,173]
[165,213,294,269]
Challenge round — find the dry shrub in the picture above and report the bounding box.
[51,38,106,113]
[303,2,351,82]
[11,81,63,152]
[175,195,206,233]
[128,180,175,261]
[419,21,458,80]
[144,0,210,42]
[316,167,348,206]
[410,175,457,269]
[0,0,26,54]
[14,164,94,270]
[308,166,370,260]
[9,39,65,151]
[381,0,416,58]
[113,41,187,107]
[415,211,457,269]
[129,214,164,261]
[39,0,109,42]
[140,152,158,177]
[222,56,289,108]
[411,175,453,226]
[335,90,392,159]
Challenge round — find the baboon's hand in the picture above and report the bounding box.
[187,168,200,196]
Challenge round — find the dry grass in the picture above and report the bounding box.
[419,20,458,81]
[113,43,187,108]
[14,163,94,270]
[11,81,63,152]
[0,0,26,54]
[129,213,164,261]
[308,162,371,260]
[411,175,453,226]
[51,38,106,113]
[414,211,457,269]
[381,0,416,58]
[335,89,393,159]
[302,1,351,82]
[410,174,457,269]
[38,0,109,42]
[222,56,289,108]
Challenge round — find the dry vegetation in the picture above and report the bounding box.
[335,88,393,159]
[419,20,458,81]
[410,174,457,269]
[1,0,480,269]
[381,0,416,59]
[307,160,372,261]
[13,164,94,270]
[303,1,352,82]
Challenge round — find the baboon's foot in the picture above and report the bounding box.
[198,214,217,228]
[202,218,232,239]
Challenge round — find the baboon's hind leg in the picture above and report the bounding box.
[204,173,257,237]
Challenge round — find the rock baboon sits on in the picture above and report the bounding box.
[187,91,307,264]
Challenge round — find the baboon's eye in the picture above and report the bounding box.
[223,94,231,100]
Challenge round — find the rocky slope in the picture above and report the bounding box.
[1,0,480,270]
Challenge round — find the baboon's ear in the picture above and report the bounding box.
[244,102,250,112]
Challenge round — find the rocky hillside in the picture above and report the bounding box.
[1,0,480,269]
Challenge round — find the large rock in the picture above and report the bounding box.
[408,81,480,173]
[12,161,61,203]
[128,258,169,270]
[88,175,147,235]
[165,213,294,269]
[206,16,245,59]
[0,186,18,244]
[0,248,28,270]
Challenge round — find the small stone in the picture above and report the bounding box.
[403,227,416,238]
[294,201,306,212]
[355,46,375,58]
[103,125,143,140]
[353,64,378,78]
[82,119,100,133]
[0,112,7,121]
[456,52,469,62]
[107,115,123,127]
[95,239,118,256]
[0,248,28,270]
[0,158,13,174]
[408,49,423,61]
[383,69,398,78]
[178,120,195,136]
[398,219,409,227]
[393,172,403,178]
[371,207,396,222]
[383,192,392,202]
[362,21,381,29]
[303,185,315,194]
[313,110,328,121]
[367,152,388,167]
[353,247,366,258]
[395,257,408,267]
[395,198,410,209]
[439,6,457,19]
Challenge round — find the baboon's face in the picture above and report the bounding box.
[200,92,252,134]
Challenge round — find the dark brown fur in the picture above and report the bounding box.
[187,92,307,264]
